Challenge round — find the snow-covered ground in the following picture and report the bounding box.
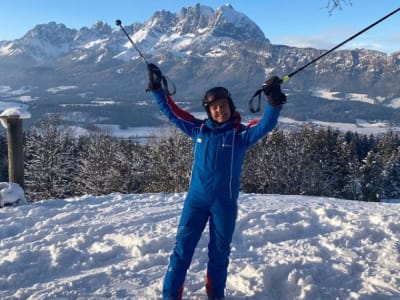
[311,89,379,104]
[0,190,399,299]
[279,117,400,135]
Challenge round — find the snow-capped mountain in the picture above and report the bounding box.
[4,22,77,60]
[0,3,399,130]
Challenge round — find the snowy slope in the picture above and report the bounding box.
[0,193,399,299]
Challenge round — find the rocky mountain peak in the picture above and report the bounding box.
[23,22,77,44]
[210,4,266,41]
[90,21,112,35]
[11,22,76,59]
[176,4,214,34]
[143,3,266,42]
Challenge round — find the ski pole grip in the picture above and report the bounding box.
[282,75,290,82]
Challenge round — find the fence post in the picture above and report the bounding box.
[1,115,24,188]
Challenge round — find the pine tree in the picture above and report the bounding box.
[74,132,120,195]
[376,131,400,163]
[242,133,273,194]
[294,124,323,196]
[381,147,400,199]
[113,139,148,193]
[145,126,193,193]
[24,116,78,201]
[359,150,383,202]
[337,133,361,200]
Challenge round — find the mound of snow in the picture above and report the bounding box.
[0,107,31,128]
[0,182,27,207]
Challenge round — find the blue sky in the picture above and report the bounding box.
[0,0,399,53]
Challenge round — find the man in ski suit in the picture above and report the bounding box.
[147,63,286,300]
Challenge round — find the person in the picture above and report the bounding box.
[146,63,286,300]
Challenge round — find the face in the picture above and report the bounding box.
[208,98,232,124]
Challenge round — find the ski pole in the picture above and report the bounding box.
[249,7,400,112]
[115,19,176,95]
[115,19,149,65]
[281,6,400,82]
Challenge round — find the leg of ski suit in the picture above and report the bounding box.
[162,199,237,299]
[163,201,209,299]
[206,202,238,298]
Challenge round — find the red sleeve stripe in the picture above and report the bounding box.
[166,94,196,121]
[247,119,260,128]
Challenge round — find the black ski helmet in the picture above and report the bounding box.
[202,87,236,119]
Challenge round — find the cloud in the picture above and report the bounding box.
[272,26,399,54]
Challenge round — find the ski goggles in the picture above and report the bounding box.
[203,87,231,106]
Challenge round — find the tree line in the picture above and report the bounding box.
[0,116,399,202]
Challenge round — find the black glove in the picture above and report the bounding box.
[147,63,163,91]
[262,76,286,106]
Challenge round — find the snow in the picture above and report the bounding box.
[28,37,70,59]
[311,89,380,104]
[16,95,38,103]
[0,182,27,207]
[388,97,400,109]
[279,117,400,135]
[4,86,32,96]
[0,191,399,299]
[0,107,31,128]
[346,93,376,104]
[0,42,16,56]
[83,38,108,49]
[0,85,12,93]
[311,89,341,100]
[0,102,28,114]
[46,86,78,94]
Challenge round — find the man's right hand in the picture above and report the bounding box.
[147,63,162,91]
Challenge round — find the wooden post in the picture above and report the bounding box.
[2,115,24,188]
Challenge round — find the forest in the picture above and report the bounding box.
[1,115,399,202]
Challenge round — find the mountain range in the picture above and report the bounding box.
[0,3,399,131]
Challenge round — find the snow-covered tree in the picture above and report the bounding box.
[25,116,78,201]
[359,150,383,202]
[144,126,193,193]
[381,146,400,199]
[242,128,296,194]
[337,132,361,200]
[112,138,148,194]
[19,117,400,202]
[74,132,120,195]
[376,131,400,163]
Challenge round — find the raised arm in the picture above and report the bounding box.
[147,63,202,137]
[246,103,282,146]
[152,89,202,136]
[245,76,286,146]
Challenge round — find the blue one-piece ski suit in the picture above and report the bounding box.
[151,88,282,299]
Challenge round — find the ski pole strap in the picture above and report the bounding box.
[161,75,176,96]
[248,88,263,113]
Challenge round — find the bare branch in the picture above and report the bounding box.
[327,0,352,14]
